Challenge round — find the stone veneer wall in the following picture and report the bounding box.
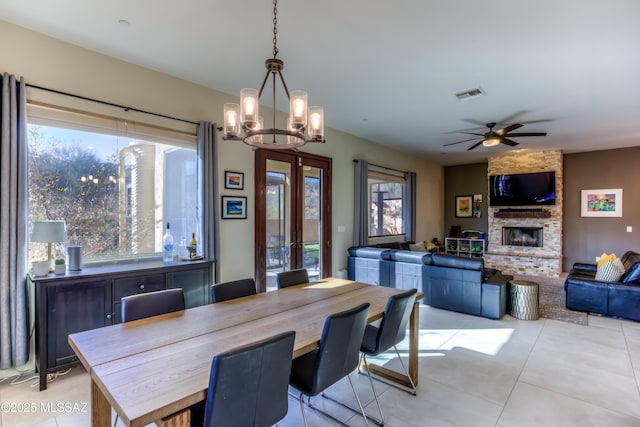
[484,151,563,277]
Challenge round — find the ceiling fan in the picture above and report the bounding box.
[444,122,547,151]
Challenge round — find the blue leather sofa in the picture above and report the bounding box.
[347,246,512,319]
[564,251,640,322]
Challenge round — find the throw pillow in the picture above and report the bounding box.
[622,262,640,284]
[597,252,617,268]
[595,258,626,282]
[409,241,427,252]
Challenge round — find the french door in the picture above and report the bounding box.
[255,149,332,292]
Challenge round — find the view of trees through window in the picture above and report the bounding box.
[369,181,405,237]
[27,123,198,264]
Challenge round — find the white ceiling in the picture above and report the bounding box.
[2,0,640,166]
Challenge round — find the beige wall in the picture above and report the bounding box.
[1,20,444,281]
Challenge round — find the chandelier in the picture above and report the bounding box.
[222,0,325,149]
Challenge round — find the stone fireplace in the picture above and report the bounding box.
[483,151,563,278]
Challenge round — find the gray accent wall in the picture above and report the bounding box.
[563,147,640,268]
[444,163,488,238]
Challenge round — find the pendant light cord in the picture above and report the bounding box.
[272,0,279,58]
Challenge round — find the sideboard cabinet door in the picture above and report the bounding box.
[46,280,112,368]
[168,267,209,308]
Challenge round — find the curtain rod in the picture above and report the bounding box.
[353,159,407,174]
[26,83,199,126]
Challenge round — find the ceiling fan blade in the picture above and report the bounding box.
[461,118,488,127]
[496,123,523,135]
[494,110,529,126]
[503,132,547,137]
[467,141,484,151]
[501,138,520,147]
[443,137,480,147]
[459,132,485,136]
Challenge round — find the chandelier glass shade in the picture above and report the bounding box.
[222,0,325,150]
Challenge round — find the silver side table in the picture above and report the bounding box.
[510,280,539,320]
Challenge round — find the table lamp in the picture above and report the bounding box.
[31,220,67,271]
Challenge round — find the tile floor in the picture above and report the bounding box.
[1,304,639,427]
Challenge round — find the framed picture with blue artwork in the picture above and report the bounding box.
[221,196,247,219]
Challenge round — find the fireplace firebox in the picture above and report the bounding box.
[502,227,543,247]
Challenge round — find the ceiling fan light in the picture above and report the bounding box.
[483,137,501,147]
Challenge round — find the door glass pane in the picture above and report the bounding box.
[266,159,291,291]
[302,166,321,281]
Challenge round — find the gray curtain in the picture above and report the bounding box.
[0,73,29,368]
[404,171,417,242]
[197,122,219,283]
[353,159,368,246]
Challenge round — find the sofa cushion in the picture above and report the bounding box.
[390,250,432,265]
[431,253,483,271]
[621,261,640,284]
[347,247,392,260]
[620,251,640,271]
[595,258,626,282]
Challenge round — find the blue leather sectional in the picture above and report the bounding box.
[564,250,640,322]
[347,246,513,319]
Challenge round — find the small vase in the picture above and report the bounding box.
[54,264,66,275]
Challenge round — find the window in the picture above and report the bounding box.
[27,104,199,264]
[368,169,406,237]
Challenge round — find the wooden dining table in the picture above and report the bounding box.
[68,278,423,427]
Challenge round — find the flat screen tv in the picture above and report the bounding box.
[489,171,556,207]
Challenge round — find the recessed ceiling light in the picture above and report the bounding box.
[454,87,486,101]
[118,19,131,27]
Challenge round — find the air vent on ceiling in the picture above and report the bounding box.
[455,87,486,101]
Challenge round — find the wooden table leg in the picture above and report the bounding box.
[158,408,191,427]
[366,299,420,388]
[408,299,419,386]
[91,380,111,427]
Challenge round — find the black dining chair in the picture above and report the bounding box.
[118,288,185,427]
[210,278,257,303]
[289,303,371,427]
[190,331,296,427]
[360,288,418,424]
[276,268,309,288]
[121,288,185,322]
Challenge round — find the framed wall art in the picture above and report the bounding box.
[455,195,473,218]
[224,171,244,190]
[221,196,247,219]
[581,188,622,217]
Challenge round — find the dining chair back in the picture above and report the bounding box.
[121,288,185,322]
[276,268,309,288]
[202,330,296,427]
[210,278,256,303]
[362,288,418,356]
[289,302,371,426]
[360,288,418,424]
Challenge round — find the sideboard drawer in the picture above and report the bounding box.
[113,274,165,300]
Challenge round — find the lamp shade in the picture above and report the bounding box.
[31,220,67,243]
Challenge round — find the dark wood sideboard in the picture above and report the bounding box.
[28,259,213,390]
